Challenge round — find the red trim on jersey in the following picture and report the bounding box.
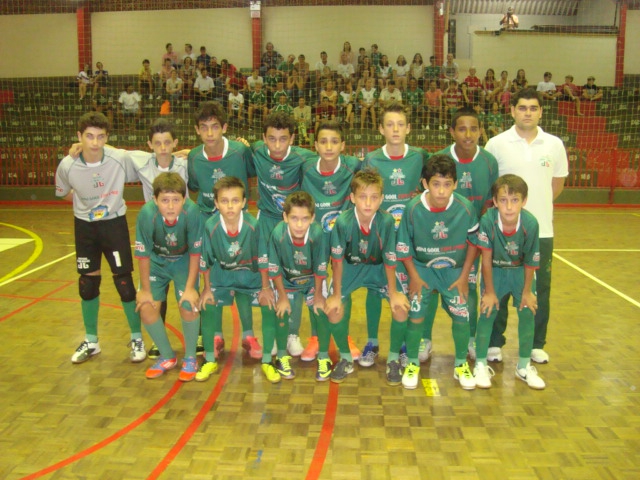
[227,229,239,237]
[208,155,223,161]
[525,265,540,270]
[389,154,404,160]
[269,155,284,162]
[360,226,370,235]
[429,206,446,213]
[503,228,516,236]
[320,170,334,176]
[164,219,178,227]
[292,240,305,247]
[458,157,474,164]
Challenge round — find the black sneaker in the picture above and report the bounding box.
[330,358,354,384]
[386,360,403,386]
[148,343,160,359]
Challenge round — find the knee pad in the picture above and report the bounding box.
[113,273,136,303]
[79,274,101,301]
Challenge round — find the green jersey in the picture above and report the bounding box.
[362,145,429,229]
[486,112,504,128]
[264,74,279,90]
[200,210,261,273]
[249,91,267,106]
[436,144,499,217]
[301,155,361,233]
[424,65,442,81]
[330,208,397,268]
[273,104,294,115]
[134,197,203,264]
[472,208,540,269]
[397,191,478,269]
[187,137,255,216]
[273,89,289,105]
[403,88,424,108]
[252,140,314,219]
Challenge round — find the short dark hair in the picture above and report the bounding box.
[166,43,172,50]
[450,107,479,130]
[264,111,296,135]
[153,172,186,198]
[148,118,176,142]
[379,101,408,125]
[284,191,314,216]
[351,168,383,195]
[491,174,528,200]
[213,176,246,201]
[421,154,457,183]
[195,101,227,127]
[315,120,343,141]
[78,111,109,134]
[511,87,541,107]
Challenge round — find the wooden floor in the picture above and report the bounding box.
[0,205,639,480]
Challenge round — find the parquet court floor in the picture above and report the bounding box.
[0,205,639,480]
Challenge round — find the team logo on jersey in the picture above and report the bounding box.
[397,242,409,254]
[358,238,368,255]
[92,173,105,188]
[165,232,178,247]
[134,241,145,253]
[211,168,226,182]
[270,164,284,180]
[384,251,396,262]
[321,211,339,232]
[387,204,405,231]
[477,231,488,244]
[389,168,405,186]
[331,245,343,256]
[505,241,519,256]
[322,180,337,196]
[533,252,540,262]
[431,221,449,239]
[294,250,308,265]
[227,241,241,257]
[539,155,551,168]
[272,193,286,211]
[459,171,472,189]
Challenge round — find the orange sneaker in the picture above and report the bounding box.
[242,335,263,360]
[348,336,361,360]
[214,336,225,359]
[146,357,177,379]
[301,336,319,362]
[178,356,197,382]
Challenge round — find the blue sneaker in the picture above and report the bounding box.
[399,345,408,368]
[358,342,379,368]
[178,356,198,382]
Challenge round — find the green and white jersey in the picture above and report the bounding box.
[273,89,289,105]
[472,207,540,269]
[338,90,356,105]
[357,87,379,104]
[187,137,255,215]
[200,210,261,273]
[403,88,424,107]
[130,152,188,202]
[252,140,315,219]
[301,155,361,233]
[55,146,139,221]
[249,91,267,106]
[397,191,478,269]
[134,197,203,264]
[436,144,499,217]
[330,208,396,268]
[362,145,429,229]
[268,221,328,290]
[264,74,279,90]
[273,104,294,115]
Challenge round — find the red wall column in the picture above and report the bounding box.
[77,5,92,72]
[615,2,626,87]
[434,1,446,66]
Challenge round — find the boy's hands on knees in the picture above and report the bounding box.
[324,293,343,318]
[258,287,275,309]
[275,295,291,319]
[389,291,410,315]
[520,290,537,315]
[448,275,469,303]
[408,275,429,302]
[135,290,155,312]
[179,286,200,312]
[313,292,326,315]
[480,291,499,316]
[198,289,215,311]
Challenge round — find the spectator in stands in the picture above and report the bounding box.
[424,55,442,89]
[77,64,93,101]
[180,57,195,99]
[159,58,175,92]
[272,80,289,108]
[293,96,312,144]
[194,67,215,105]
[561,75,584,115]
[248,82,269,126]
[93,62,109,97]
[356,47,367,68]
[536,72,561,101]
[317,66,334,92]
[181,43,196,66]
[356,69,374,92]
[315,96,336,135]
[227,84,244,123]
[260,41,280,76]
[92,86,113,127]
[338,80,356,129]
[162,43,178,69]
[481,68,497,106]
[246,69,263,93]
[359,77,378,130]
[393,55,410,92]
[226,71,246,95]
[379,79,403,110]
[423,79,443,129]
[492,70,509,103]
[500,81,518,111]
[209,56,222,82]
[460,82,472,108]
[118,84,142,130]
[464,66,482,104]
[443,79,463,126]
[500,6,519,30]
[320,80,338,108]
[486,101,504,137]
[220,59,237,84]
[370,44,382,68]
[295,54,310,95]
[166,69,183,103]
[582,76,603,101]
[264,67,280,106]
[403,77,424,124]
[442,53,459,85]
[358,56,375,82]
[197,46,211,70]
[336,52,355,90]
[278,54,296,81]
[339,41,357,71]
[286,69,305,104]
[376,55,393,91]
[272,92,294,115]
[410,53,425,90]
[315,51,332,74]
[138,59,154,100]
[513,69,528,91]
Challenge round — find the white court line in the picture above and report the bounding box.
[555,249,640,252]
[0,252,76,288]
[553,253,640,309]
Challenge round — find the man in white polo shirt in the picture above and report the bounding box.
[484,87,568,365]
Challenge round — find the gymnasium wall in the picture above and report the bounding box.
[624,10,640,74]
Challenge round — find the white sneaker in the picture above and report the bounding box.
[530,348,549,364]
[468,338,476,361]
[487,347,503,362]
[516,363,546,390]
[71,340,101,363]
[271,340,277,356]
[418,338,432,362]
[287,334,304,356]
[454,362,476,390]
[129,338,147,363]
[473,361,495,389]
[402,363,420,390]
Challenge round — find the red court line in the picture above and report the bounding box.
[0,281,74,323]
[148,305,241,479]
[21,324,185,480]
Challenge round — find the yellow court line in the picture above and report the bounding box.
[0,252,76,288]
[554,249,640,252]
[0,223,44,284]
[553,253,640,309]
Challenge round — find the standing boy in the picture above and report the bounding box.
[135,173,203,381]
[472,174,545,390]
[55,112,145,364]
[395,155,479,390]
[323,169,409,383]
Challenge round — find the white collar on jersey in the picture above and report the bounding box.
[287,224,310,245]
[354,207,376,231]
[201,137,229,159]
[449,144,480,162]
[497,211,521,233]
[420,190,454,211]
[220,210,244,235]
[268,145,291,161]
[316,157,341,174]
[382,144,408,159]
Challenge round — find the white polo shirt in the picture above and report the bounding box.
[485,125,568,238]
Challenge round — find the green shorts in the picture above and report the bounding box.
[207,264,262,307]
[149,254,199,312]
[408,265,469,321]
